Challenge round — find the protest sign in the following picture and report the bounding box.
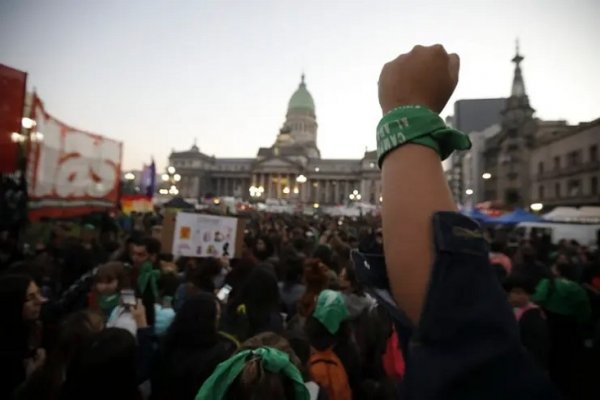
[169,212,244,258]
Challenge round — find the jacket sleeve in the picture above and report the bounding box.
[404,212,560,400]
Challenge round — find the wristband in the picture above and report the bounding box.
[376,105,471,167]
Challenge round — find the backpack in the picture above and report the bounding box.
[309,348,352,400]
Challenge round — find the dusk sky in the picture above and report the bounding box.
[1,0,598,171]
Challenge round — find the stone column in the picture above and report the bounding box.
[266,173,272,199]
[277,173,282,199]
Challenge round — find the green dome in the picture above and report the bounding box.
[288,74,315,112]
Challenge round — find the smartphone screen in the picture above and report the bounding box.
[216,284,232,302]
[120,289,136,307]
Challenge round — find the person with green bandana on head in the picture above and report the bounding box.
[195,346,309,400]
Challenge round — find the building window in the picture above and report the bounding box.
[538,185,545,200]
[538,161,544,175]
[553,156,560,171]
[567,150,582,167]
[555,182,561,198]
[592,176,598,196]
[567,179,580,197]
[590,145,598,162]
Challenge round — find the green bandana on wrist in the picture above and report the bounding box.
[196,346,309,400]
[376,105,471,167]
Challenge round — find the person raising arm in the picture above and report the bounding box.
[376,45,559,399]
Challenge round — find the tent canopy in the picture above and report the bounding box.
[162,196,195,210]
[495,208,544,224]
[460,207,493,223]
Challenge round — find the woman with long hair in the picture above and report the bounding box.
[0,274,46,398]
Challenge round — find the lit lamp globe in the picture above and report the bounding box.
[530,203,544,212]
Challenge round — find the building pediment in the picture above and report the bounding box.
[254,156,304,172]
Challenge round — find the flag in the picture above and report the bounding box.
[0,64,27,173]
[141,158,156,198]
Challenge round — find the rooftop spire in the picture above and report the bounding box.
[510,39,526,97]
[300,72,305,87]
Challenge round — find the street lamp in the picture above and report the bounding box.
[293,187,300,194]
[283,187,290,195]
[296,174,307,184]
[482,172,492,180]
[465,188,474,196]
[124,172,135,181]
[313,203,320,209]
[160,166,179,196]
[11,132,25,143]
[530,203,544,212]
[249,185,264,198]
[22,117,36,129]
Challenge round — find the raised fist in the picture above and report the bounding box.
[378,44,459,115]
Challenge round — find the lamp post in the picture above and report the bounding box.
[295,174,307,203]
[160,165,179,196]
[530,202,544,213]
[249,185,264,200]
[348,189,362,202]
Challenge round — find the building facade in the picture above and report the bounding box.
[446,98,506,203]
[169,75,380,204]
[529,119,600,207]
[482,43,537,207]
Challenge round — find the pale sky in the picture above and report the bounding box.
[1,0,599,171]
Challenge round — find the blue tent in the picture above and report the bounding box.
[494,208,544,224]
[460,208,493,223]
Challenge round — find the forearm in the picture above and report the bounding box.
[382,144,456,324]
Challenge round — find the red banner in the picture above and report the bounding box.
[27,96,123,220]
[0,64,27,173]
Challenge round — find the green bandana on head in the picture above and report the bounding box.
[196,346,309,400]
[313,289,349,335]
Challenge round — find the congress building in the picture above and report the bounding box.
[168,75,381,205]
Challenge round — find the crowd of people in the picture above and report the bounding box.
[1,208,598,399]
[1,45,599,400]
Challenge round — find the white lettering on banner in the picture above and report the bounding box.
[31,103,121,200]
[32,111,61,197]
